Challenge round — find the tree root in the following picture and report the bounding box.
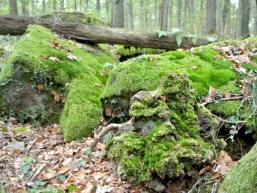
[89,118,135,150]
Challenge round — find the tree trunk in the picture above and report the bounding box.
[126,0,133,30]
[159,0,170,31]
[8,0,18,16]
[96,0,101,11]
[236,0,250,38]
[42,0,46,12]
[0,16,210,50]
[206,0,217,34]
[222,0,231,37]
[176,0,182,28]
[60,0,65,9]
[111,0,124,28]
[53,0,57,10]
[74,0,78,10]
[21,0,29,16]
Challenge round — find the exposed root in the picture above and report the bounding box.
[90,118,135,150]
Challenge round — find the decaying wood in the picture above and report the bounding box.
[90,118,135,150]
[0,16,210,50]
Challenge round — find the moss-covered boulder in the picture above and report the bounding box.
[218,142,257,193]
[40,11,103,26]
[101,39,257,135]
[0,25,116,141]
[106,74,216,187]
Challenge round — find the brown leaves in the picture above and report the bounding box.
[0,122,143,192]
[211,150,234,180]
[215,43,257,74]
[199,151,234,181]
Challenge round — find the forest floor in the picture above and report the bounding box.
[0,119,145,193]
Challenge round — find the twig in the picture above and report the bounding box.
[89,118,135,150]
[27,163,46,183]
[200,96,244,106]
[188,178,203,193]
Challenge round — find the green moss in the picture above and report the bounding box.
[218,143,257,193]
[107,74,216,184]
[0,46,3,56]
[60,74,103,142]
[0,25,116,141]
[102,46,238,100]
[40,11,103,26]
[114,45,164,57]
[207,101,241,117]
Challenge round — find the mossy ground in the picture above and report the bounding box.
[106,74,216,185]
[218,143,257,193]
[0,25,116,141]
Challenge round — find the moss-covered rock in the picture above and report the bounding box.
[40,11,103,26]
[218,142,257,193]
[106,74,216,185]
[0,25,116,141]
[101,39,257,135]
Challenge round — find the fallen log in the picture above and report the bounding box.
[0,16,210,50]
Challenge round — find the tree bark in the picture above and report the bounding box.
[206,0,217,34]
[96,0,101,11]
[176,0,182,28]
[159,0,170,31]
[236,0,250,38]
[8,0,18,16]
[222,0,231,37]
[126,0,133,30]
[111,0,124,28]
[0,16,210,50]
[21,0,29,16]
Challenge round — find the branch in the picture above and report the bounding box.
[89,118,135,150]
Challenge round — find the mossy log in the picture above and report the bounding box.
[0,15,210,50]
[218,142,257,193]
[0,25,116,141]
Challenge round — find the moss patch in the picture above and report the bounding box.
[40,11,103,26]
[101,39,257,134]
[106,74,216,184]
[0,25,116,141]
[218,143,257,193]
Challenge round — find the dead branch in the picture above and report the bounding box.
[89,118,135,150]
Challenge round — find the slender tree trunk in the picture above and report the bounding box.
[8,0,18,16]
[126,0,133,30]
[42,0,46,12]
[21,0,29,16]
[253,0,257,35]
[53,0,57,10]
[60,0,65,9]
[236,0,250,38]
[222,0,231,37]
[216,0,222,38]
[74,0,78,10]
[111,0,124,28]
[183,0,189,31]
[206,0,217,34]
[105,0,110,16]
[176,0,182,28]
[159,0,170,31]
[200,0,205,34]
[96,0,101,11]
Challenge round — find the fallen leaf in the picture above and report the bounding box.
[211,150,234,180]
